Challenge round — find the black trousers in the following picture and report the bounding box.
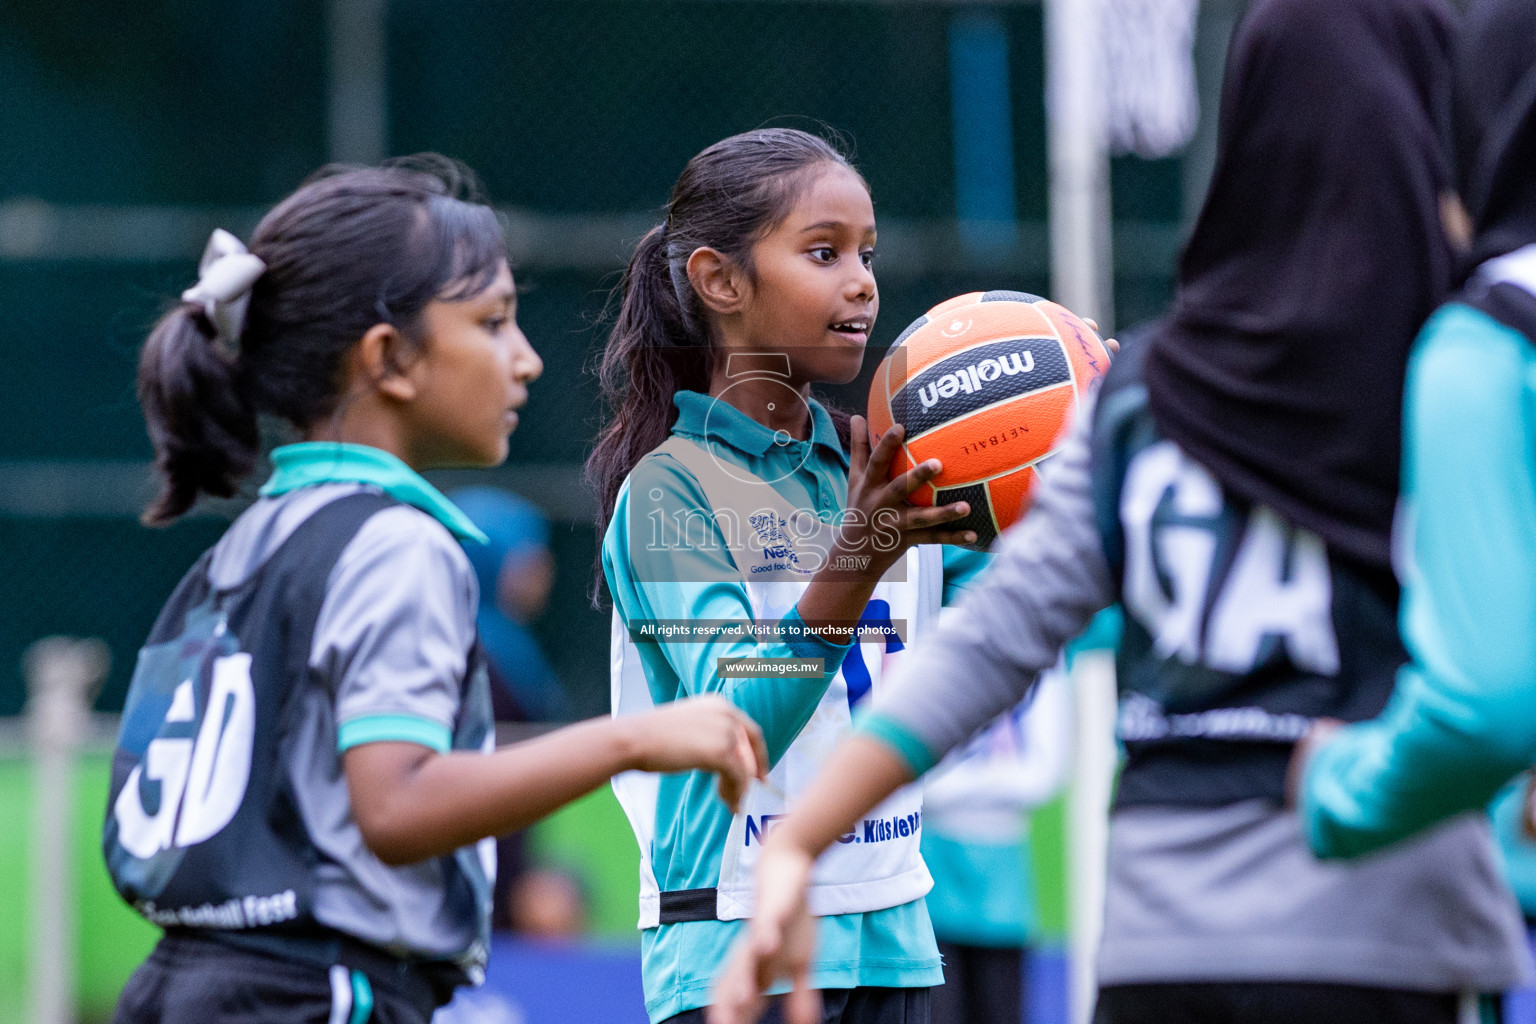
[1095,981,1477,1024]
[112,933,440,1024]
[931,941,1023,1024]
[665,986,931,1024]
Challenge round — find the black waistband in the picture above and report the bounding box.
[659,887,719,924]
[1114,742,1295,809]
[159,928,467,1011]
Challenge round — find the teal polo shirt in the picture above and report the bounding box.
[920,830,1037,948]
[604,391,988,1023]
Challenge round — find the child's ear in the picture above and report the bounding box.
[687,247,748,315]
[354,322,420,402]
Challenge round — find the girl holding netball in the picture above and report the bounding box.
[711,2,1531,1023]
[588,128,986,1024]
[105,155,766,1024]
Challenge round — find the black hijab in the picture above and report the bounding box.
[1452,0,1536,343]
[1143,0,1456,569]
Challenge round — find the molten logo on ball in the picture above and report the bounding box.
[868,290,1111,548]
[915,349,1036,410]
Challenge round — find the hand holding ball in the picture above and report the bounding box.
[867,291,1111,547]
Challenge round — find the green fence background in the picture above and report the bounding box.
[1,0,1244,1016]
[0,0,1238,718]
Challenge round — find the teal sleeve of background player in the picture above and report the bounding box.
[920,830,1035,946]
[939,545,993,604]
[1067,605,1123,668]
[855,709,940,778]
[1302,305,1536,858]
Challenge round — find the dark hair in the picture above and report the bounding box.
[138,153,507,525]
[585,128,864,570]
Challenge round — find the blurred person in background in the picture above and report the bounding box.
[1296,0,1536,862]
[507,867,589,940]
[451,487,571,723]
[921,666,1069,1024]
[1291,2,1536,1018]
[711,1,1533,1022]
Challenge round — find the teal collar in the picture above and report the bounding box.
[260,442,489,544]
[671,390,847,466]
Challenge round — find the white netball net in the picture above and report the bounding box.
[1100,0,1201,158]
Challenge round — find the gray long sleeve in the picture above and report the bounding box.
[861,396,1115,773]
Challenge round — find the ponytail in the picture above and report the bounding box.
[585,225,713,576]
[137,305,259,526]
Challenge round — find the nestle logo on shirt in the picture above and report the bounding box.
[748,511,816,575]
[744,813,786,846]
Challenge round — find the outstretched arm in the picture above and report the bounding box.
[347,697,766,865]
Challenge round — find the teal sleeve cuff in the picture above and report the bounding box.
[781,606,854,665]
[940,545,994,604]
[855,709,940,778]
[1298,720,1402,861]
[1297,732,1345,859]
[338,714,452,753]
[1067,606,1124,668]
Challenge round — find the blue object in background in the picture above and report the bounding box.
[452,487,573,722]
[949,9,1018,257]
[1509,933,1536,1024]
[1029,948,1070,1024]
[440,938,1071,1022]
[436,937,649,1023]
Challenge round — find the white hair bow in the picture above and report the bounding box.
[181,229,266,355]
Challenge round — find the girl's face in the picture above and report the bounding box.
[403,261,543,468]
[737,163,878,386]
